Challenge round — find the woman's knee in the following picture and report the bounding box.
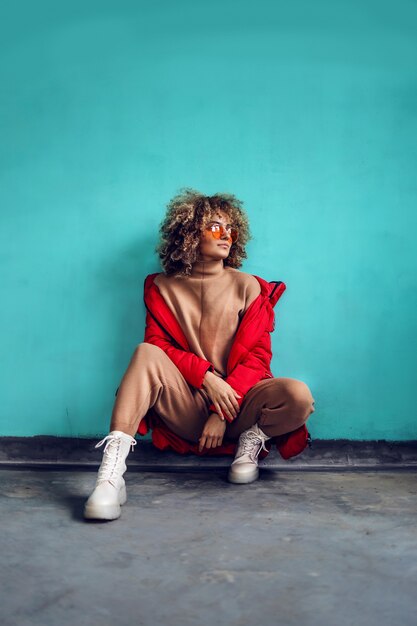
[127,342,167,373]
[133,342,164,360]
[279,378,315,413]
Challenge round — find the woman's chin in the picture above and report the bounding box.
[198,248,230,262]
[214,251,229,261]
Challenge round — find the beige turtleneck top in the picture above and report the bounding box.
[153,258,261,377]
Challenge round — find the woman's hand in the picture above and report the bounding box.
[198,412,227,452]
[202,371,242,421]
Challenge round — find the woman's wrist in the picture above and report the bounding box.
[209,410,225,422]
[202,370,214,389]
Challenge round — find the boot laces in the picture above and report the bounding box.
[237,430,269,462]
[95,434,137,454]
[94,434,137,485]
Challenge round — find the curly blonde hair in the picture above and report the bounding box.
[155,187,252,276]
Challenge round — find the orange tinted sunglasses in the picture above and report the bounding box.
[205,223,239,243]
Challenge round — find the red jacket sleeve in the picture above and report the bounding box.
[208,328,273,422]
[143,309,215,389]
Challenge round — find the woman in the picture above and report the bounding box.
[84,189,315,521]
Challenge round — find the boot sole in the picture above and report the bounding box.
[83,485,127,520]
[227,468,259,484]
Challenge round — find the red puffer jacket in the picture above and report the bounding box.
[135,272,312,460]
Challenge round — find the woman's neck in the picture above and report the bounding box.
[190,257,225,278]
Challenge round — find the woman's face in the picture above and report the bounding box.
[197,210,234,262]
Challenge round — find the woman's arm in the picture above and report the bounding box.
[207,328,273,421]
[143,310,215,389]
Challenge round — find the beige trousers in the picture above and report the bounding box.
[110,343,315,442]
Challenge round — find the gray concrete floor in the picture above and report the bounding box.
[1,467,417,626]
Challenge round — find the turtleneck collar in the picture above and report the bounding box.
[190,258,226,278]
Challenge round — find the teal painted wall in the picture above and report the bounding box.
[1,1,416,440]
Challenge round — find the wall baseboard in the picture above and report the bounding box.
[0,436,416,471]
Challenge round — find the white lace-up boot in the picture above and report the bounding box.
[84,430,137,520]
[228,422,272,484]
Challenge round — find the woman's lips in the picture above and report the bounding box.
[218,243,229,248]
